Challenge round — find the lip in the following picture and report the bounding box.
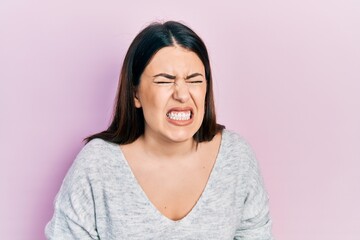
[166,107,194,126]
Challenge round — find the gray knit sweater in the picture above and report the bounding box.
[45,130,274,239]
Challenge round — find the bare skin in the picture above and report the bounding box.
[121,132,222,221]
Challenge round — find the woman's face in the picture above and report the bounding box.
[135,46,207,144]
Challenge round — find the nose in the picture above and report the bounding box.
[173,80,190,103]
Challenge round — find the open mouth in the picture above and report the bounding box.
[166,110,192,121]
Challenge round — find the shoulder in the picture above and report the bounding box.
[57,139,121,196]
[64,138,120,180]
[220,129,259,173]
[221,129,255,156]
[76,138,118,164]
[81,138,115,156]
[219,130,267,195]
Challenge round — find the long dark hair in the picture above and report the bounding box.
[85,21,224,144]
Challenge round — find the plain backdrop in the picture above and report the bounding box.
[1,0,359,239]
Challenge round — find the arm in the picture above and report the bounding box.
[45,148,99,239]
[234,144,274,240]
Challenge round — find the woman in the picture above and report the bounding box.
[45,21,274,239]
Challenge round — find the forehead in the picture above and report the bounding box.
[144,46,205,74]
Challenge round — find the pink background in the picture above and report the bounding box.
[1,0,359,239]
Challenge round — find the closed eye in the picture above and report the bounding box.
[154,81,174,84]
[187,80,204,84]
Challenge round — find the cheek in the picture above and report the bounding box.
[192,88,207,109]
[140,89,168,113]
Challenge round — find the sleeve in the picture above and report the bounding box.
[234,143,274,240]
[45,147,100,240]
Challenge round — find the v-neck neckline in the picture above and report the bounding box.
[115,131,225,224]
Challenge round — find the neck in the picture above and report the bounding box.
[139,133,197,161]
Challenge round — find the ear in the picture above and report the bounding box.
[134,91,142,108]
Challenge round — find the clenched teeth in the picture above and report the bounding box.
[166,111,191,121]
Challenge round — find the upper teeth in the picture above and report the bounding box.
[167,111,191,121]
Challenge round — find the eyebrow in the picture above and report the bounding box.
[152,73,203,79]
[185,73,203,79]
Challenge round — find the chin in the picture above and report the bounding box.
[164,129,197,143]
